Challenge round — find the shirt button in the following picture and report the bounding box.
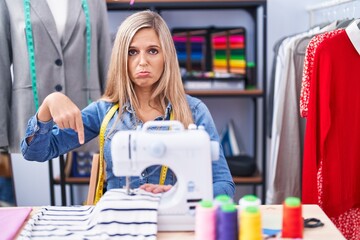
[54,84,63,91]
[55,59,63,66]
[141,172,145,177]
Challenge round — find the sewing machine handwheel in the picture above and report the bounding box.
[149,141,166,158]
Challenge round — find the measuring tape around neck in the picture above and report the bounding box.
[93,106,174,204]
[23,0,91,109]
[94,103,119,204]
[159,111,174,185]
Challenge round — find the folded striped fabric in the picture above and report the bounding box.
[19,189,162,240]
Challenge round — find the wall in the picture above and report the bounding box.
[12,0,319,206]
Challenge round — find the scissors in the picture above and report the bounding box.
[304,218,324,228]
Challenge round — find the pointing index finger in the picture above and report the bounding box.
[75,114,85,144]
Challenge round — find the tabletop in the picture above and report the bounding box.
[5,204,344,239]
[157,204,345,239]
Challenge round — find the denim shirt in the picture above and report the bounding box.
[21,95,235,198]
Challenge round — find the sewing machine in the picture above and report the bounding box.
[111,120,219,231]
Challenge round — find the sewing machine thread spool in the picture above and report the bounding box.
[238,194,260,230]
[281,197,303,238]
[217,203,238,240]
[214,194,233,239]
[238,194,261,210]
[195,200,216,240]
[214,194,233,206]
[239,206,262,240]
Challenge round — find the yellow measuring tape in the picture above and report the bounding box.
[159,109,174,186]
[93,104,173,204]
[94,103,119,204]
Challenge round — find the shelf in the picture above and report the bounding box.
[106,0,267,203]
[106,0,266,10]
[185,88,263,97]
[53,177,90,185]
[232,170,262,184]
[107,0,265,2]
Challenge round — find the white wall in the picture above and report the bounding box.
[12,0,320,206]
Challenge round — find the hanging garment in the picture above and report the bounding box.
[267,21,339,204]
[267,26,322,204]
[19,189,162,239]
[302,19,360,240]
[299,29,343,118]
[0,0,112,153]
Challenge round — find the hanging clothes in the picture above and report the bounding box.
[0,0,112,153]
[301,19,360,240]
[266,22,338,204]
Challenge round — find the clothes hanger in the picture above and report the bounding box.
[337,18,355,28]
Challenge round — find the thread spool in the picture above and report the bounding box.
[239,194,261,210]
[282,197,303,238]
[217,203,238,240]
[214,194,233,207]
[214,194,233,239]
[195,200,216,240]
[239,206,262,240]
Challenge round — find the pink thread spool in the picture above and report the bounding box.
[195,200,216,240]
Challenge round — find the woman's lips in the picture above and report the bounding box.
[137,71,150,77]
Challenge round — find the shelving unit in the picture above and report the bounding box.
[50,0,267,205]
[48,155,90,206]
[106,0,267,202]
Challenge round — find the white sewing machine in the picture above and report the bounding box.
[111,120,219,231]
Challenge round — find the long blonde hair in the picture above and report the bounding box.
[103,10,193,128]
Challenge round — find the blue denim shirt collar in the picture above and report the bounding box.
[122,100,173,121]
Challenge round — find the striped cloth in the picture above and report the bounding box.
[19,189,162,240]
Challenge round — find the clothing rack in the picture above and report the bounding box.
[306,0,358,27]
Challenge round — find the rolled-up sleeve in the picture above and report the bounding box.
[21,114,55,161]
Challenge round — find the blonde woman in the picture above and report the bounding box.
[21,10,235,197]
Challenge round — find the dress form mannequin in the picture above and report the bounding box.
[46,0,68,40]
[0,0,112,206]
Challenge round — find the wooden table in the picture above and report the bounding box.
[13,204,344,239]
[158,204,345,239]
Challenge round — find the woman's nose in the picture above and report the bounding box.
[138,52,148,66]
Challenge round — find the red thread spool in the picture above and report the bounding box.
[282,197,303,238]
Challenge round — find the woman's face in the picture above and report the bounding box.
[128,28,164,91]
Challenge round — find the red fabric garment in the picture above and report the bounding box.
[299,29,343,118]
[302,30,360,239]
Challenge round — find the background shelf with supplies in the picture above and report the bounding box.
[106,0,267,203]
[51,0,267,205]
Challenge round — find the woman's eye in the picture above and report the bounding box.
[149,48,159,55]
[128,49,137,56]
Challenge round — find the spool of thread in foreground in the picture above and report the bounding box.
[282,197,303,238]
[214,194,233,207]
[195,200,216,240]
[239,194,261,210]
[239,206,262,240]
[214,194,234,240]
[217,203,238,240]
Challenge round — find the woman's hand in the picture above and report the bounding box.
[37,92,84,144]
[140,183,172,193]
